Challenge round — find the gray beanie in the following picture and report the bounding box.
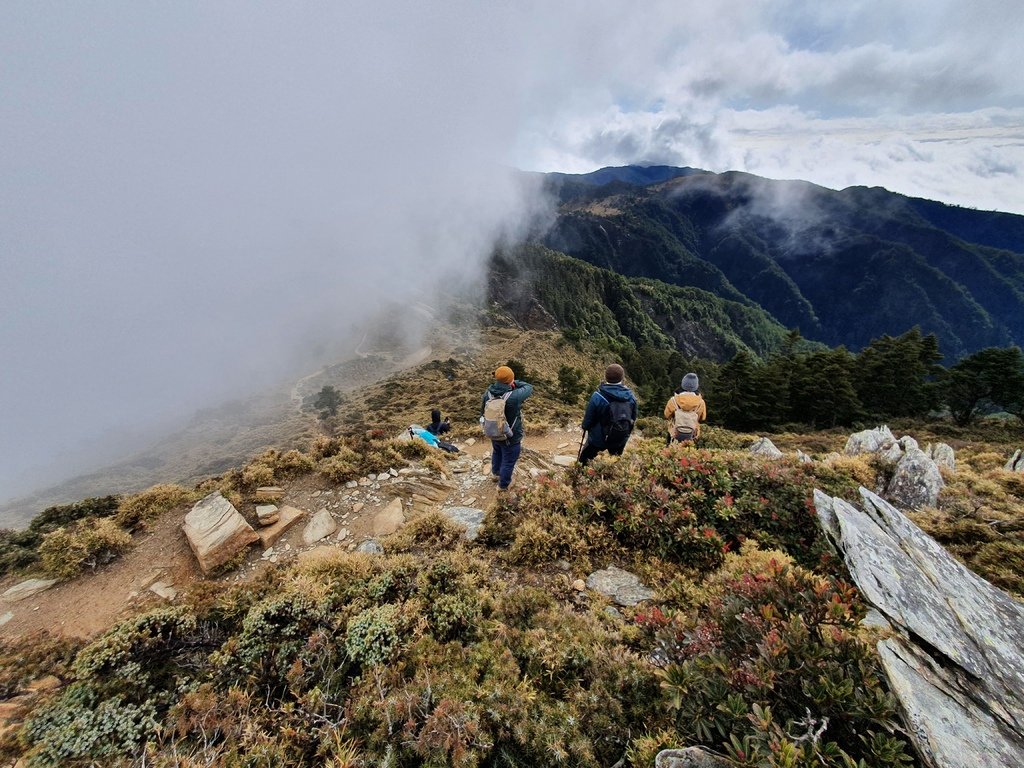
[681,373,699,392]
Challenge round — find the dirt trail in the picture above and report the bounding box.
[0,429,590,642]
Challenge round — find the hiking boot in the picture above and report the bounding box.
[489,474,500,483]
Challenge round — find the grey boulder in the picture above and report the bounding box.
[886,447,944,509]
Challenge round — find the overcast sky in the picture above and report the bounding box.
[2,1,1023,505]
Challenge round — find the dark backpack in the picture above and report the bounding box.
[601,396,635,447]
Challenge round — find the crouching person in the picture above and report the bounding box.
[579,364,637,466]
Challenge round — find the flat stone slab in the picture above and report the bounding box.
[302,509,337,545]
[444,507,485,541]
[257,506,305,548]
[183,492,259,575]
[1,578,58,602]
[551,455,576,467]
[586,566,654,606]
[373,498,405,537]
[255,486,284,500]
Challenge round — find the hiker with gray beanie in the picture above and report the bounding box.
[578,364,638,465]
[664,372,707,444]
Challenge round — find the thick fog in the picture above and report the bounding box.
[3,1,1022,507]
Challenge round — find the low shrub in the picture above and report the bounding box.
[654,545,913,767]
[38,518,132,580]
[571,443,859,571]
[115,484,196,529]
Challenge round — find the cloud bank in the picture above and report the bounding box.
[2,1,1022,506]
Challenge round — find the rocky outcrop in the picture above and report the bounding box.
[926,442,956,472]
[844,425,896,455]
[182,493,259,574]
[886,447,944,509]
[814,488,1024,767]
[748,437,783,458]
[1005,449,1024,472]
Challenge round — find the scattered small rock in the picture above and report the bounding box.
[356,539,384,554]
[149,582,177,601]
[463,438,476,447]
[796,450,813,463]
[302,509,338,545]
[656,747,733,767]
[748,437,783,458]
[336,527,349,541]
[255,504,279,526]
[352,502,365,514]
[572,579,586,592]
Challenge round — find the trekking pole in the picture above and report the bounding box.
[576,429,587,462]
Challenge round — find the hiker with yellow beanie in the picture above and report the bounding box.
[480,365,534,490]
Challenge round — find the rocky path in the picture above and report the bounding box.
[0,427,589,641]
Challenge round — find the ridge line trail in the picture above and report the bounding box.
[0,428,585,641]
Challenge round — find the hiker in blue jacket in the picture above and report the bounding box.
[481,365,533,490]
[579,364,638,465]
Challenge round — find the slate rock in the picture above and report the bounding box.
[444,507,485,541]
[796,450,813,464]
[302,509,337,545]
[886,447,944,508]
[551,455,576,467]
[813,487,1024,765]
[356,539,383,554]
[748,437,783,458]
[585,566,654,606]
[878,442,904,466]
[1,578,57,602]
[182,493,259,575]
[0,612,13,626]
[255,486,284,500]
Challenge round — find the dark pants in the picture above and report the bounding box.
[490,440,522,489]
[578,439,625,465]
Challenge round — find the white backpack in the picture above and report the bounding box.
[673,399,699,440]
[481,392,513,440]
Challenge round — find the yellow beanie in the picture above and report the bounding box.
[494,365,515,384]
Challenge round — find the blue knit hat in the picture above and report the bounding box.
[681,373,699,392]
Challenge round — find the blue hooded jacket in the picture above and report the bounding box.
[581,382,638,449]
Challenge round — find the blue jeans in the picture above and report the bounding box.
[490,440,522,489]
